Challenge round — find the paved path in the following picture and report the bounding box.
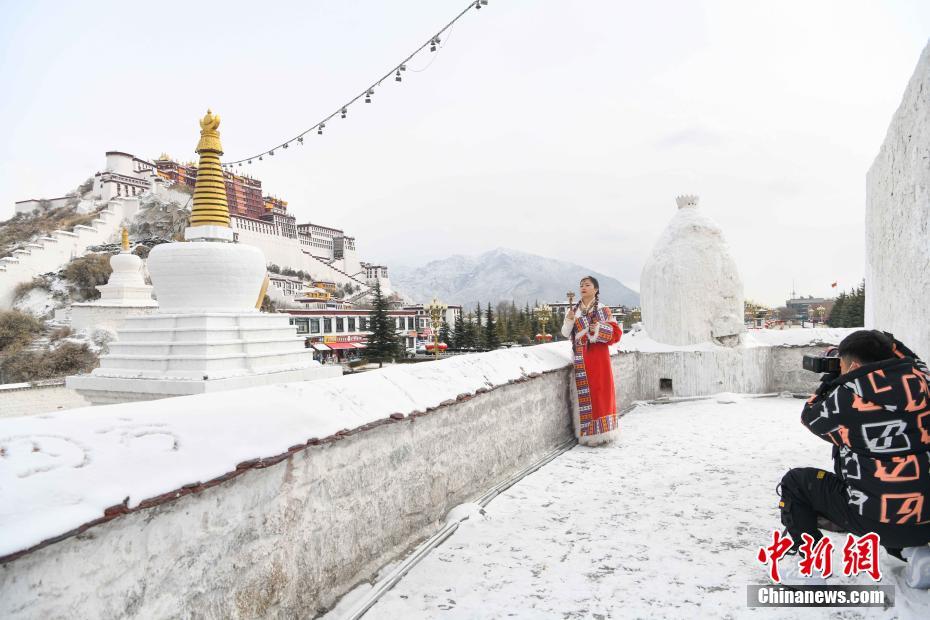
[364,396,930,619]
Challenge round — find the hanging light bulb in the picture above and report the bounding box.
[341,107,348,118]
[297,136,304,144]
[318,122,325,135]
[259,156,263,161]
[248,159,252,164]
[365,88,374,103]
[283,142,289,149]
[475,0,481,8]
[430,37,439,52]
[395,69,402,82]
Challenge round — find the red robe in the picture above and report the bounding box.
[562,306,622,445]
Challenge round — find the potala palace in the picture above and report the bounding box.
[1,150,393,309]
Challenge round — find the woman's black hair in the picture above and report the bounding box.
[580,275,600,316]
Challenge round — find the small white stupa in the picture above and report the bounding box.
[640,195,744,347]
[70,228,157,334]
[68,111,340,404]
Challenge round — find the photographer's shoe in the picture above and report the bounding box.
[778,557,828,587]
[903,545,930,589]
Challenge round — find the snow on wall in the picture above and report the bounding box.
[865,41,930,362]
[0,350,575,618]
[640,196,745,346]
[0,200,135,309]
[0,337,834,615]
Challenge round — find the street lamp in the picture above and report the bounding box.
[534,304,553,343]
[426,297,447,359]
[816,305,826,325]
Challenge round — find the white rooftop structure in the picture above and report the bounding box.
[640,195,745,347]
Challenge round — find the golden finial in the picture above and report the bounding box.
[189,109,230,228]
[566,291,575,307]
[121,228,129,252]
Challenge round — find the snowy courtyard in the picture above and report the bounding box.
[361,396,930,619]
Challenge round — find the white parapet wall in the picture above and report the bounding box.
[865,40,930,362]
[0,336,842,616]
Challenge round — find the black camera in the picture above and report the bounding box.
[802,347,841,374]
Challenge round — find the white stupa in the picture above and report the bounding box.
[70,229,157,334]
[67,111,340,404]
[640,195,744,347]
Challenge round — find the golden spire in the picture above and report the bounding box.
[121,228,129,252]
[190,109,230,228]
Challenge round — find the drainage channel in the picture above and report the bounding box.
[340,438,577,620]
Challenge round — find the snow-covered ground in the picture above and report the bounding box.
[363,396,930,619]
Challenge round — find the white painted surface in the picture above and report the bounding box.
[146,241,266,313]
[69,304,158,335]
[640,195,745,346]
[866,41,930,362]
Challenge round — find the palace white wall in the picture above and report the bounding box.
[865,41,930,361]
[0,200,136,309]
[233,225,368,288]
[14,197,70,216]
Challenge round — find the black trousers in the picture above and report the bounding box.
[779,467,930,552]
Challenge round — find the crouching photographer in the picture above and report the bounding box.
[778,330,930,587]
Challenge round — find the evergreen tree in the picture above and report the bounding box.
[364,280,399,368]
[484,302,501,349]
[439,320,451,346]
[828,293,846,327]
[453,311,466,349]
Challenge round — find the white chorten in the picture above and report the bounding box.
[640,195,744,347]
[95,229,156,306]
[70,229,157,334]
[68,111,340,404]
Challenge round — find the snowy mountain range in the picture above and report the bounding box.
[391,248,640,308]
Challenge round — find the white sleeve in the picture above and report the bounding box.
[560,316,573,339]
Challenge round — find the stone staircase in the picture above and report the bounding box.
[0,200,136,309]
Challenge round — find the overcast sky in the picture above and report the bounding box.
[1,0,928,306]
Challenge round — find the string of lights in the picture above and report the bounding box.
[221,0,489,169]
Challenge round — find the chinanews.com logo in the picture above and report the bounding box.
[748,530,894,608]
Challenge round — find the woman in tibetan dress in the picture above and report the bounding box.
[561,276,622,446]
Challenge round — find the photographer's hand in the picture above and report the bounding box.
[814,373,839,398]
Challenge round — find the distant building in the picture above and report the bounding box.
[285,307,419,360]
[261,196,297,239]
[785,296,834,322]
[403,304,463,337]
[12,150,393,297]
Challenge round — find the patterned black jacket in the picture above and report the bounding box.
[801,339,930,525]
